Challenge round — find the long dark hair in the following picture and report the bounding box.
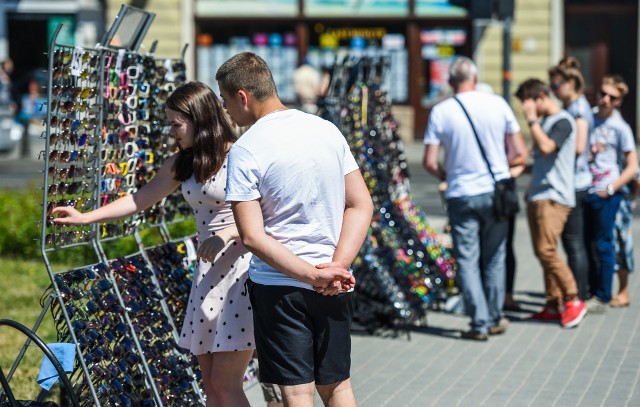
[166,81,237,183]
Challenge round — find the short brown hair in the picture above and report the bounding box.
[515,78,550,101]
[602,74,629,99]
[215,52,278,101]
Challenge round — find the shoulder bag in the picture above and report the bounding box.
[453,96,519,221]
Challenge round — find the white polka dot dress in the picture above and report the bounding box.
[177,159,255,355]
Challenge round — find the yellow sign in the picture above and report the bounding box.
[319,33,339,48]
[437,45,455,57]
[325,27,387,41]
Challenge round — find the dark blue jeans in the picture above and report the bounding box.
[506,214,516,295]
[585,192,623,303]
[561,189,589,300]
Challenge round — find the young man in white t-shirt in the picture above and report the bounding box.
[216,52,373,407]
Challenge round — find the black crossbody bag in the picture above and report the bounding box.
[454,96,519,221]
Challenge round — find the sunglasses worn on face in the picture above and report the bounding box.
[599,89,619,101]
[550,81,564,91]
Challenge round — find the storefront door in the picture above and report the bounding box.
[565,1,638,131]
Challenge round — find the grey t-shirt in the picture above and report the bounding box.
[589,109,636,194]
[529,109,577,207]
[565,95,594,191]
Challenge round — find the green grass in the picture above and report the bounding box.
[0,257,60,401]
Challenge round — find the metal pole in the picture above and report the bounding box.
[502,17,512,105]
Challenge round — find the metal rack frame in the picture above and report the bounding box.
[1,17,206,405]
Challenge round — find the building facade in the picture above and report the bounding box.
[10,0,637,139]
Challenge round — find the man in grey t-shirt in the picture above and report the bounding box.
[515,78,587,329]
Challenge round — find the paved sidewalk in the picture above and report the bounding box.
[246,141,640,406]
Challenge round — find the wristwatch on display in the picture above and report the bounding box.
[606,184,615,196]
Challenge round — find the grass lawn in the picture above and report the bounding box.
[0,257,65,402]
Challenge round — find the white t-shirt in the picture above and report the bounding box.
[589,109,636,194]
[226,109,359,289]
[565,95,594,191]
[423,91,521,199]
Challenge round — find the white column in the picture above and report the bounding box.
[550,0,564,65]
[181,0,195,81]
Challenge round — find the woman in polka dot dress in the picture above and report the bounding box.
[52,81,255,406]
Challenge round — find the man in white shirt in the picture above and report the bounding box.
[217,52,373,407]
[423,56,525,341]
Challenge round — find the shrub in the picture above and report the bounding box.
[0,187,196,264]
[0,185,44,260]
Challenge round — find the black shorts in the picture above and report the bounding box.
[248,280,354,386]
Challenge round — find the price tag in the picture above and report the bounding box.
[70,47,85,76]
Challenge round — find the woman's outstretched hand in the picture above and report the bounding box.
[51,206,89,225]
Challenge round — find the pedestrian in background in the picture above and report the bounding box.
[293,57,321,114]
[504,127,528,312]
[548,56,593,300]
[515,78,587,329]
[585,74,638,313]
[423,56,524,341]
[611,170,639,307]
[218,52,373,407]
[0,58,15,111]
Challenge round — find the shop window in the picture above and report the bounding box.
[197,32,299,103]
[420,27,467,107]
[308,24,408,103]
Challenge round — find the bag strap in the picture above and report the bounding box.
[453,96,497,181]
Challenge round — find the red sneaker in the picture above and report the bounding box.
[561,300,587,328]
[528,307,561,322]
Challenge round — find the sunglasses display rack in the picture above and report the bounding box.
[321,55,457,332]
[43,251,205,406]
[40,29,190,253]
[1,23,217,406]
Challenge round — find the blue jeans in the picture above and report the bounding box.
[448,192,507,333]
[585,192,623,303]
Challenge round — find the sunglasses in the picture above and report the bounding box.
[51,86,97,99]
[45,230,95,246]
[42,149,77,163]
[48,164,96,179]
[599,89,620,101]
[47,180,88,195]
[51,100,95,114]
[46,196,96,214]
[550,81,564,91]
[48,130,94,147]
[53,49,72,65]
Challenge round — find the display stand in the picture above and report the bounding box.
[1,5,211,406]
[321,55,457,333]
